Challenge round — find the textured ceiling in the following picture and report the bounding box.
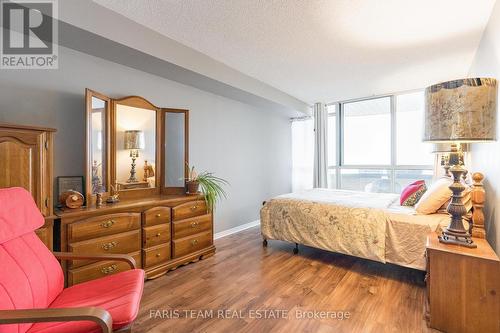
[95,0,496,104]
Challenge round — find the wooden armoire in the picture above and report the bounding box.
[0,123,56,250]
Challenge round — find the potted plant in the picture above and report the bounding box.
[186,164,228,211]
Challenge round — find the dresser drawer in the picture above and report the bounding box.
[143,224,170,248]
[143,244,171,268]
[172,200,207,221]
[68,213,141,242]
[173,214,212,239]
[173,231,212,258]
[143,207,171,227]
[68,252,142,286]
[68,230,141,268]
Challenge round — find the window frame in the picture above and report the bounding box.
[327,89,433,193]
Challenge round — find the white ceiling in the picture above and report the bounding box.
[95,0,496,105]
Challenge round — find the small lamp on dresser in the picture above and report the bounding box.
[423,77,497,247]
[124,129,145,183]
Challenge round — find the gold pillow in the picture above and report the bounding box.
[415,177,453,214]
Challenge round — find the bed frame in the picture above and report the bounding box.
[262,172,487,253]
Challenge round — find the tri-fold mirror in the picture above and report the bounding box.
[85,89,189,203]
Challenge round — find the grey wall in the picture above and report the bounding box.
[468,0,500,254]
[0,46,292,233]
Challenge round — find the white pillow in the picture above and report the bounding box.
[415,177,453,214]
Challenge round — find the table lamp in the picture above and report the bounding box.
[424,78,497,247]
[124,130,145,183]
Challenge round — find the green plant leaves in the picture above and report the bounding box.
[196,172,229,212]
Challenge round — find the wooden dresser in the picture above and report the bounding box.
[425,232,500,333]
[56,195,215,286]
[0,123,56,250]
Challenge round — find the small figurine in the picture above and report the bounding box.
[96,192,103,207]
[143,160,155,181]
[106,182,120,204]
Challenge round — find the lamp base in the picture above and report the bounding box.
[438,160,477,248]
[127,154,138,183]
[438,229,477,248]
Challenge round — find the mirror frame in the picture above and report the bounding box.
[161,108,189,195]
[85,89,111,205]
[111,96,162,200]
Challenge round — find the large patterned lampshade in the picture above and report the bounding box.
[423,78,497,142]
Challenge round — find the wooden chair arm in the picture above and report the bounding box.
[0,307,113,333]
[53,252,137,269]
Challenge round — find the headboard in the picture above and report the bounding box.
[471,172,486,239]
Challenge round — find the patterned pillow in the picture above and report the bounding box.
[400,180,427,206]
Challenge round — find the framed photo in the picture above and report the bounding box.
[57,176,85,204]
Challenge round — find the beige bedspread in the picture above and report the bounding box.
[385,203,449,269]
[261,189,398,263]
[260,189,449,270]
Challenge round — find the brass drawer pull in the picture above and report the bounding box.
[190,206,198,211]
[156,253,161,257]
[101,264,117,275]
[100,220,115,228]
[191,239,198,246]
[155,233,161,237]
[190,222,199,228]
[101,241,117,251]
[156,213,161,218]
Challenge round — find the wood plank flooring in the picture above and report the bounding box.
[134,227,437,333]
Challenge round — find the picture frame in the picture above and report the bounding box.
[57,176,86,206]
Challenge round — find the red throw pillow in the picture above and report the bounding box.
[400,180,427,206]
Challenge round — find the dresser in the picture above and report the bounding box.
[57,195,215,286]
[425,232,500,333]
[0,123,56,250]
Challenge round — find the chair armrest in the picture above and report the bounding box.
[53,252,137,269]
[0,307,113,333]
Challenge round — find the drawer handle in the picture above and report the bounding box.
[100,220,115,228]
[190,222,199,228]
[101,264,117,275]
[156,213,161,218]
[156,233,161,237]
[191,239,198,246]
[190,206,198,211]
[156,253,161,258]
[101,241,117,251]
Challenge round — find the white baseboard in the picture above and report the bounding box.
[214,220,260,240]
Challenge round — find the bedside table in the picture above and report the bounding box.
[425,232,500,333]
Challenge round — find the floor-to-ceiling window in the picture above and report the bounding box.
[292,90,433,194]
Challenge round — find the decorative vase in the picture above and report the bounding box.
[186,180,200,194]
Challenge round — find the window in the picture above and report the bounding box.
[291,118,314,192]
[326,90,433,193]
[292,90,433,194]
[327,105,337,189]
[343,97,391,165]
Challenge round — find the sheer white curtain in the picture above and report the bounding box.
[292,118,314,191]
[313,103,328,188]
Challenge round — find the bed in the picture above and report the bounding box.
[260,177,486,271]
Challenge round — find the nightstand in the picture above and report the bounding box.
[425,232,500,333]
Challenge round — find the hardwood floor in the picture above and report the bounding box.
[134,227,437,333]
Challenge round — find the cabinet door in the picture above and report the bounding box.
[0,128,49,216]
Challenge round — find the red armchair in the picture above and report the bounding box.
[0,188,145,333]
